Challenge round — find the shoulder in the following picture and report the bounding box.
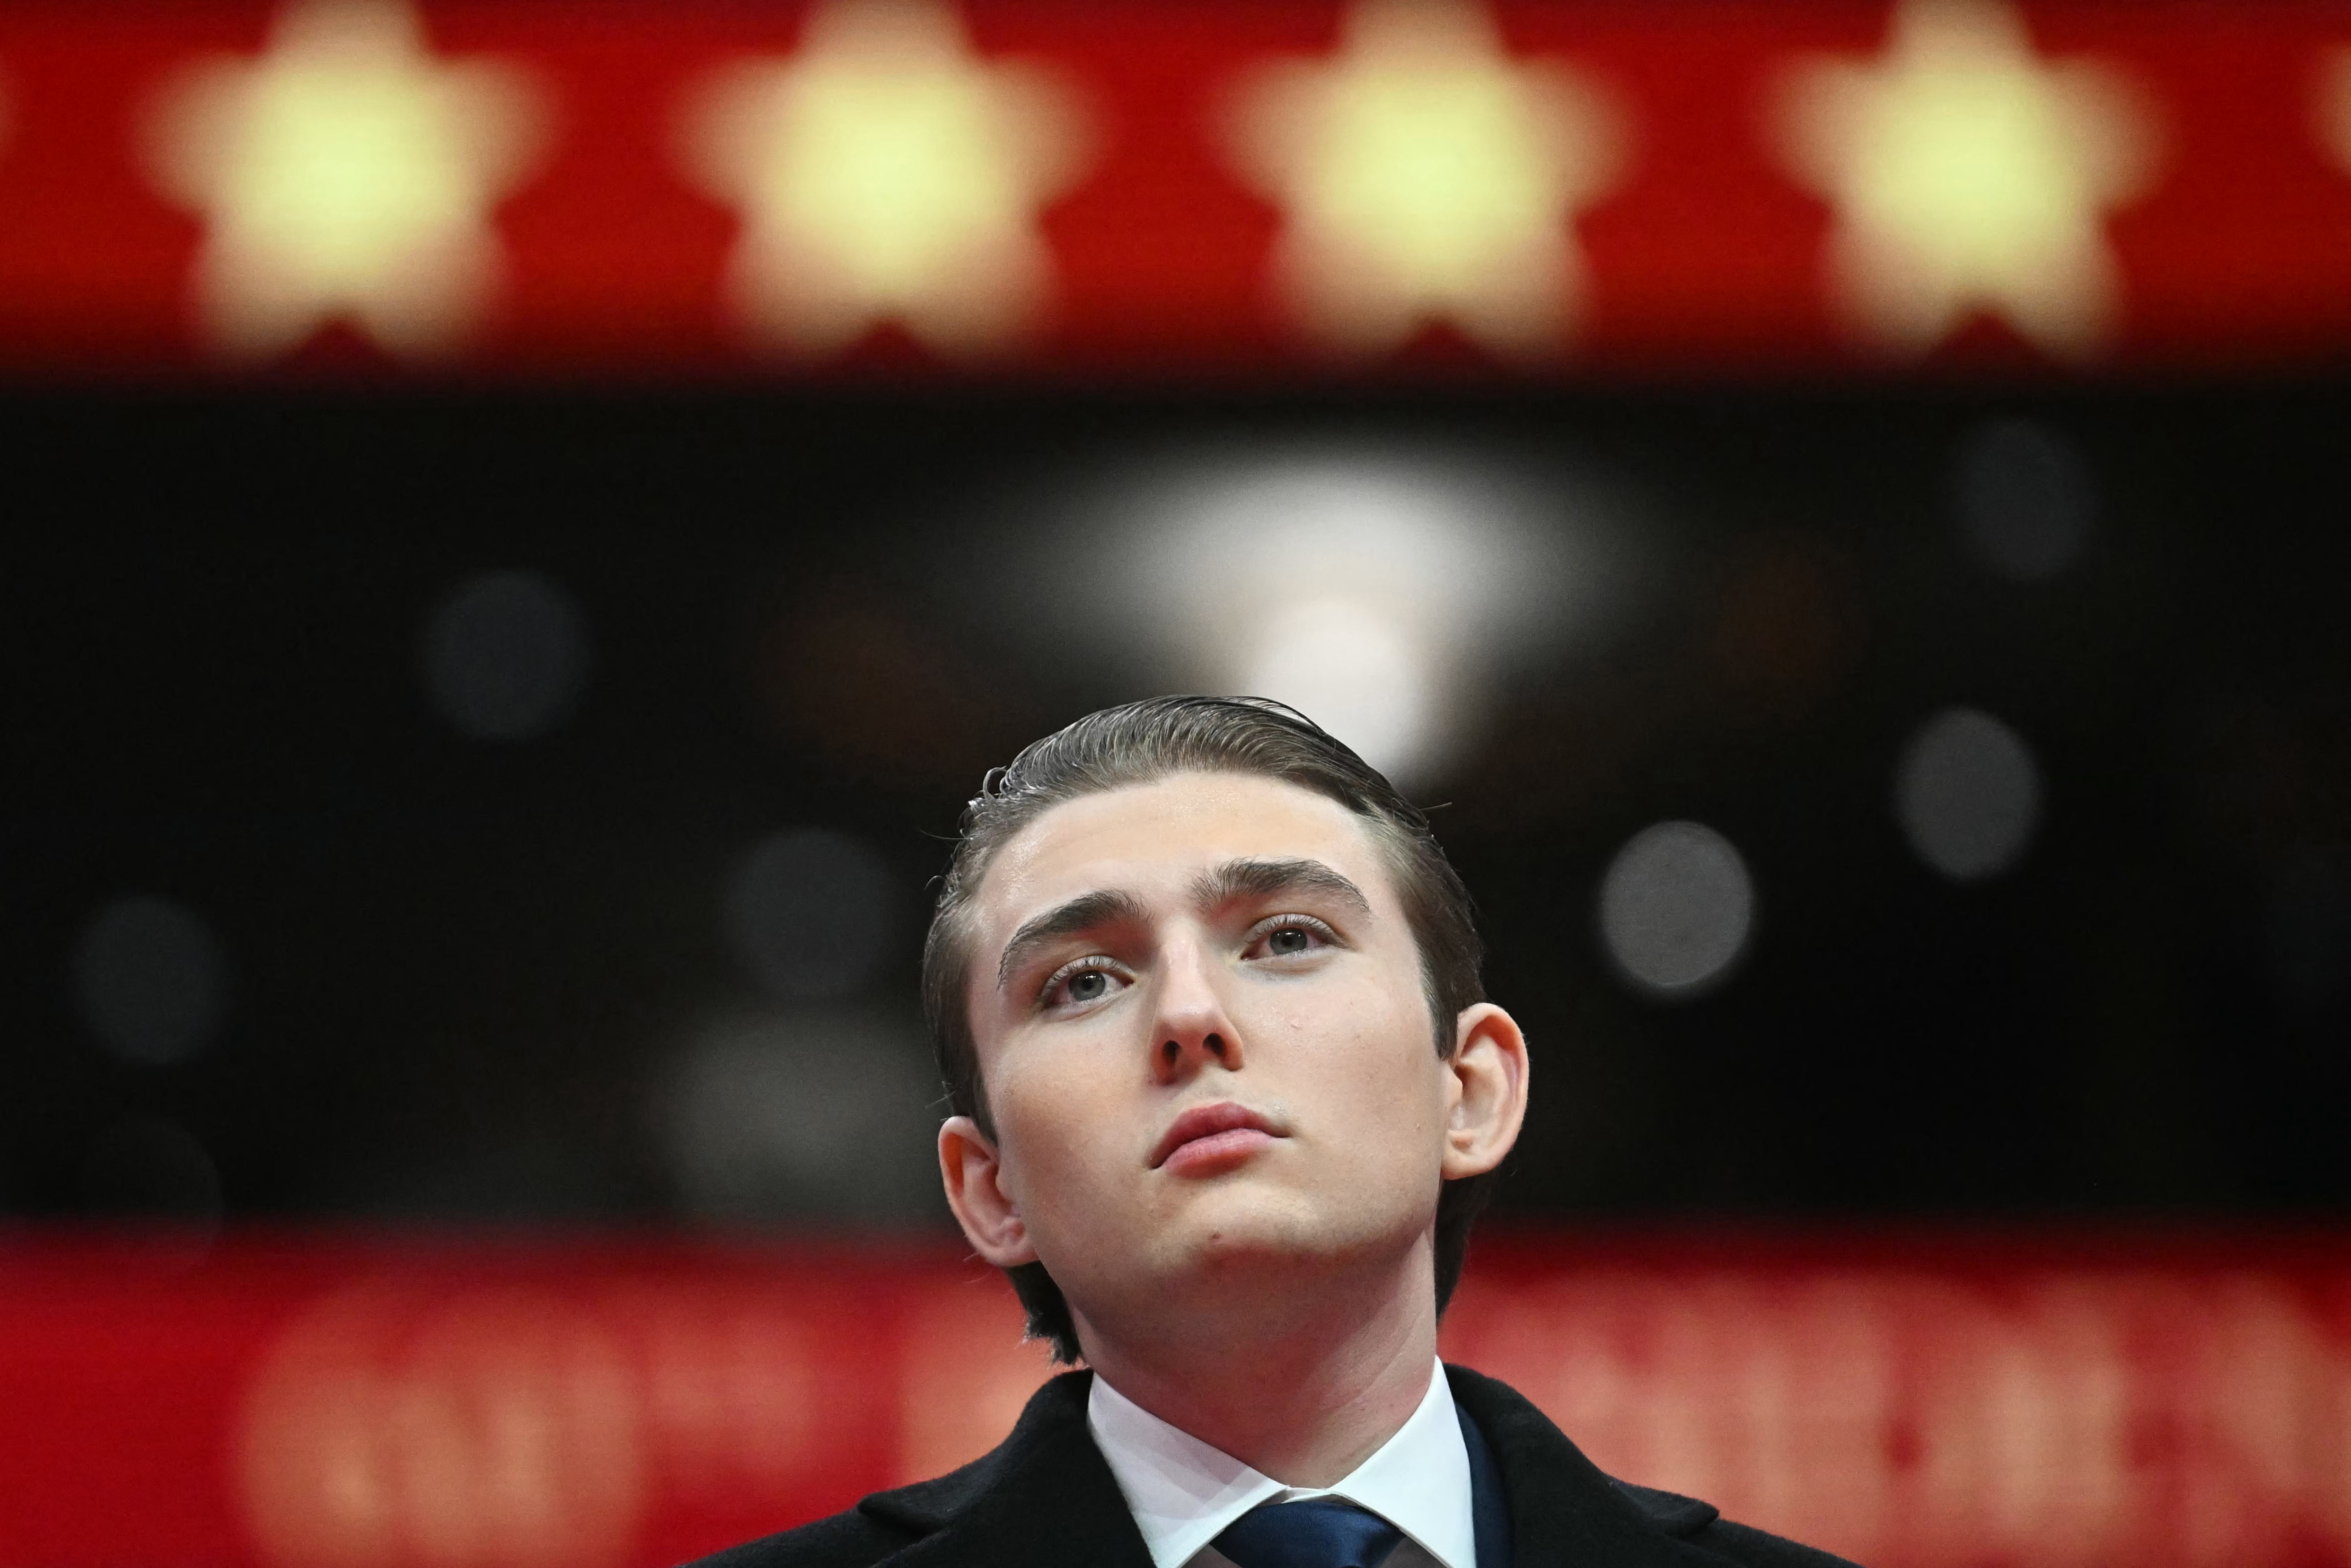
[1611,1481,1862,1568]
[1686,1517,1865,1568]
[676,1453,1003,1568]
[676,1445,1013,1568]
[677,1507,916,1568]
[1445,1364,1865,1568]
[675,1372,1107,1568]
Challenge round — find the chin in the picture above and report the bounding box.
[1051,1191,1429,1337]
[1163,1188,1397,1281]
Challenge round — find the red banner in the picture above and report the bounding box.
[4,1,2351,378]
[6,1230,2351,1568]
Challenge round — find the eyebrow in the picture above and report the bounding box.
[1189,857,1373,920]
[996,888,1150,990]
[993,858,1374,992]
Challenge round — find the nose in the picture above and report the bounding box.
[1150,931,1245,1083]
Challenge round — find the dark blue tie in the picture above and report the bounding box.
[1213,1498,1405,1568]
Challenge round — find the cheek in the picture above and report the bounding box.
[984,1024,1133,1198]
[1262,975,1446,1129]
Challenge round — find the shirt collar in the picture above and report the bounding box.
[1087,1358,1476,1568]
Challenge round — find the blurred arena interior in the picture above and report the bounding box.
[6,1,2351,1566]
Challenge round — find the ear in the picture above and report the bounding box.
[939,1115,1039,1269]
[1441,1003,1529,1181]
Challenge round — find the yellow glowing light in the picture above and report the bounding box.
[1226,0,1625,357]
[682,0,1091,358]
[1776,0,2156,359]
[146,0,544,360]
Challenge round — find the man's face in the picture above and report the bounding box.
[952,771,1464,1331]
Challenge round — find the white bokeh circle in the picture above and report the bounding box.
[1894,707,2042,882]
[1597,821,1756,998]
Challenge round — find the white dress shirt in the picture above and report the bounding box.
[1086,1358,1476,1568]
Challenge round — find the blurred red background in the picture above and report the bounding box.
[10,1233,2351,1568]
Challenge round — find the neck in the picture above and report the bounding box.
[1072,1232,1440,1487]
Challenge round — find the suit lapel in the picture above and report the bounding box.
[860,1362,1725,1568]
[1458,1396,1514,1568]
[1445,1366,1726,1568]
[862,1370,1156,1568]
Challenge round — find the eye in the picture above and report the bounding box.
[1041,956,1129,1011]
[1246,914,1336,961]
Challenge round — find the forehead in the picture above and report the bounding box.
[971,772,1398,929]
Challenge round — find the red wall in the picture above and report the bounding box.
[7,1229,2351,1568]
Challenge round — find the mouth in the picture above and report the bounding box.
[1150,1101,1284,1174]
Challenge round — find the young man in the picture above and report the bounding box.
[706,697,1855,1568]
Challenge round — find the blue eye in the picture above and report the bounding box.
[1044,959,1125,1009]
[1267,928,1313,956]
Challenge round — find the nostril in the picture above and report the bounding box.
[1162,1039,1179,1066]
[1205,1033,1227,1059]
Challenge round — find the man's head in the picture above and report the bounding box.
[924,696,1527,1363]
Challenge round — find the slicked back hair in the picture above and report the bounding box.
[922,695,1497,1364]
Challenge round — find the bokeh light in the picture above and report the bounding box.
[1222,0,1626,356]
[1773,0,2157,359]
[1952,417,2097,581]
[420,569,590,741]
[661,1008,939,1223]
[71,895,233,1065]
[1894,706,2043,881]
[1009,446,1600,787]
[722,828,895,1001]
[680,0,1091,357]
[1597,821,1756,998]
[1235,596,1436,781]
[143,0,546,360]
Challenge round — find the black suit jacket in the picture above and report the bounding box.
[693,1364,1861,1568]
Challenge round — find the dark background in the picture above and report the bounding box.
[5,380,2347,1230]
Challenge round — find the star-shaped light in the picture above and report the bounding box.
[1776,0,2156,359]
[681,0,1091,359]
[146,0,544,361]
[1225,0,1624,358]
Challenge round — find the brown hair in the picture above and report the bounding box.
[924,696,1499,1363]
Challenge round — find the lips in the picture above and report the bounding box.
[1150,1101,1283,1171]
